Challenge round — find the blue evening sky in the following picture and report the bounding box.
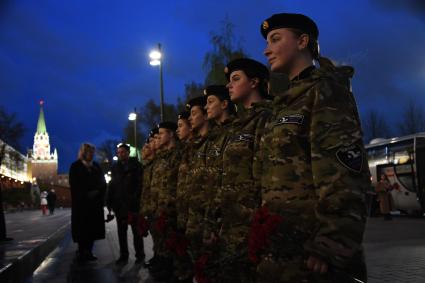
[1,0,424,172]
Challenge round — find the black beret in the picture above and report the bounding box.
[260,13,319,40]
[203,85,230,101]
[225,58,269,81]
[158,121,177,132]
[186,96,207,110]
[177,111,190,120]
[149,127,159,137]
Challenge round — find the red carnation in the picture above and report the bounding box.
[165,231,189,257]
[248,206,283,263]
[128,212,136,225]
[138,215,149,237]
[194,254,211,283]
[154,211,167,234]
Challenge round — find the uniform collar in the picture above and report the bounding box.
[290,65,316,83]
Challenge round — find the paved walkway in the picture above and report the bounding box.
[0,209,71,283]
[4,209,425,283]
[364,217,425,283]
[28,213,156,283]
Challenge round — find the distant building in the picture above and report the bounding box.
[0,138,30,185]
[1,101,71,207]
[26,101,71,206]
[27,100,58,181]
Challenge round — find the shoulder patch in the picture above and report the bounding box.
[275,114,304,126]
[336,144,363,173]
[230,133,254,143]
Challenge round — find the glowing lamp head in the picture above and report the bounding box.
[149,50,162,60]
[150,60,161,66]
[128,112,137,121]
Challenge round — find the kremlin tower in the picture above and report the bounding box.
[28,100,58,181]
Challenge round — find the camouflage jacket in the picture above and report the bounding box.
[185,134,209,244]
[218,102,272,233]
[156,146,181,219]
[140,158,154,216]
[200,118,236,237]
[259,64,370,276]
[176,141,192,231]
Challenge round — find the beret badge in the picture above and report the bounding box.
[262,20,269,30]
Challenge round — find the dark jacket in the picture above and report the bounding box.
[46,191,57,207]
[107,157,142,218]
[69,160,106,243]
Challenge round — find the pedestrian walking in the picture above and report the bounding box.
[46,189,57,215]
[40,191,48,216]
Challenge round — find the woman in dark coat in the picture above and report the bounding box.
[376,173,393,220]
[69,143,106,261]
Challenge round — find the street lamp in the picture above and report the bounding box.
[128,108,137,149]
[149,43,165,122]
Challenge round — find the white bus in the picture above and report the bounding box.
[366,133,425,215]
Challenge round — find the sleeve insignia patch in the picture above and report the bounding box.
[275,114,304,126]
[336,144,363,173]
[230,133,254,143]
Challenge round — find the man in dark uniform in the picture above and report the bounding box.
[107,143,144,265]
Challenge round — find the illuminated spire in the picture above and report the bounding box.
[36,100,47,134]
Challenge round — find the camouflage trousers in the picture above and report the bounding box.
[209,225,256,283]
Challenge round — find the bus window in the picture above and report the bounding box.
[394,164,416,192]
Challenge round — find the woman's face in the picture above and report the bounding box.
[158,128,173,147]
[189,106,207,131]
[264,28,301,73]
[226,70,254,103]
[177,119,191,141]
[205,95,226,121]
[141,145,148,159]
[153,134,160,150]
[84,149,95,162]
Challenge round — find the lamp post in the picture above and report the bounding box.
[128,108,137,149]
[149,43,164,122]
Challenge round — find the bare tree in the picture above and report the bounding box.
[176,81,205,111]
[0,106,25,241]
[203,16,248,85]
[97,139,120,163]
[123,99,180,147]
[362,109,392,142]
[398,101,425,135]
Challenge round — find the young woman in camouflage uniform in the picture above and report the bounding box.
[202,85,236,239]
[256,13,370,283]
[210,58,272,283]
[184,96,210,279]
[147,123,181,281]
[172,111,195,283]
